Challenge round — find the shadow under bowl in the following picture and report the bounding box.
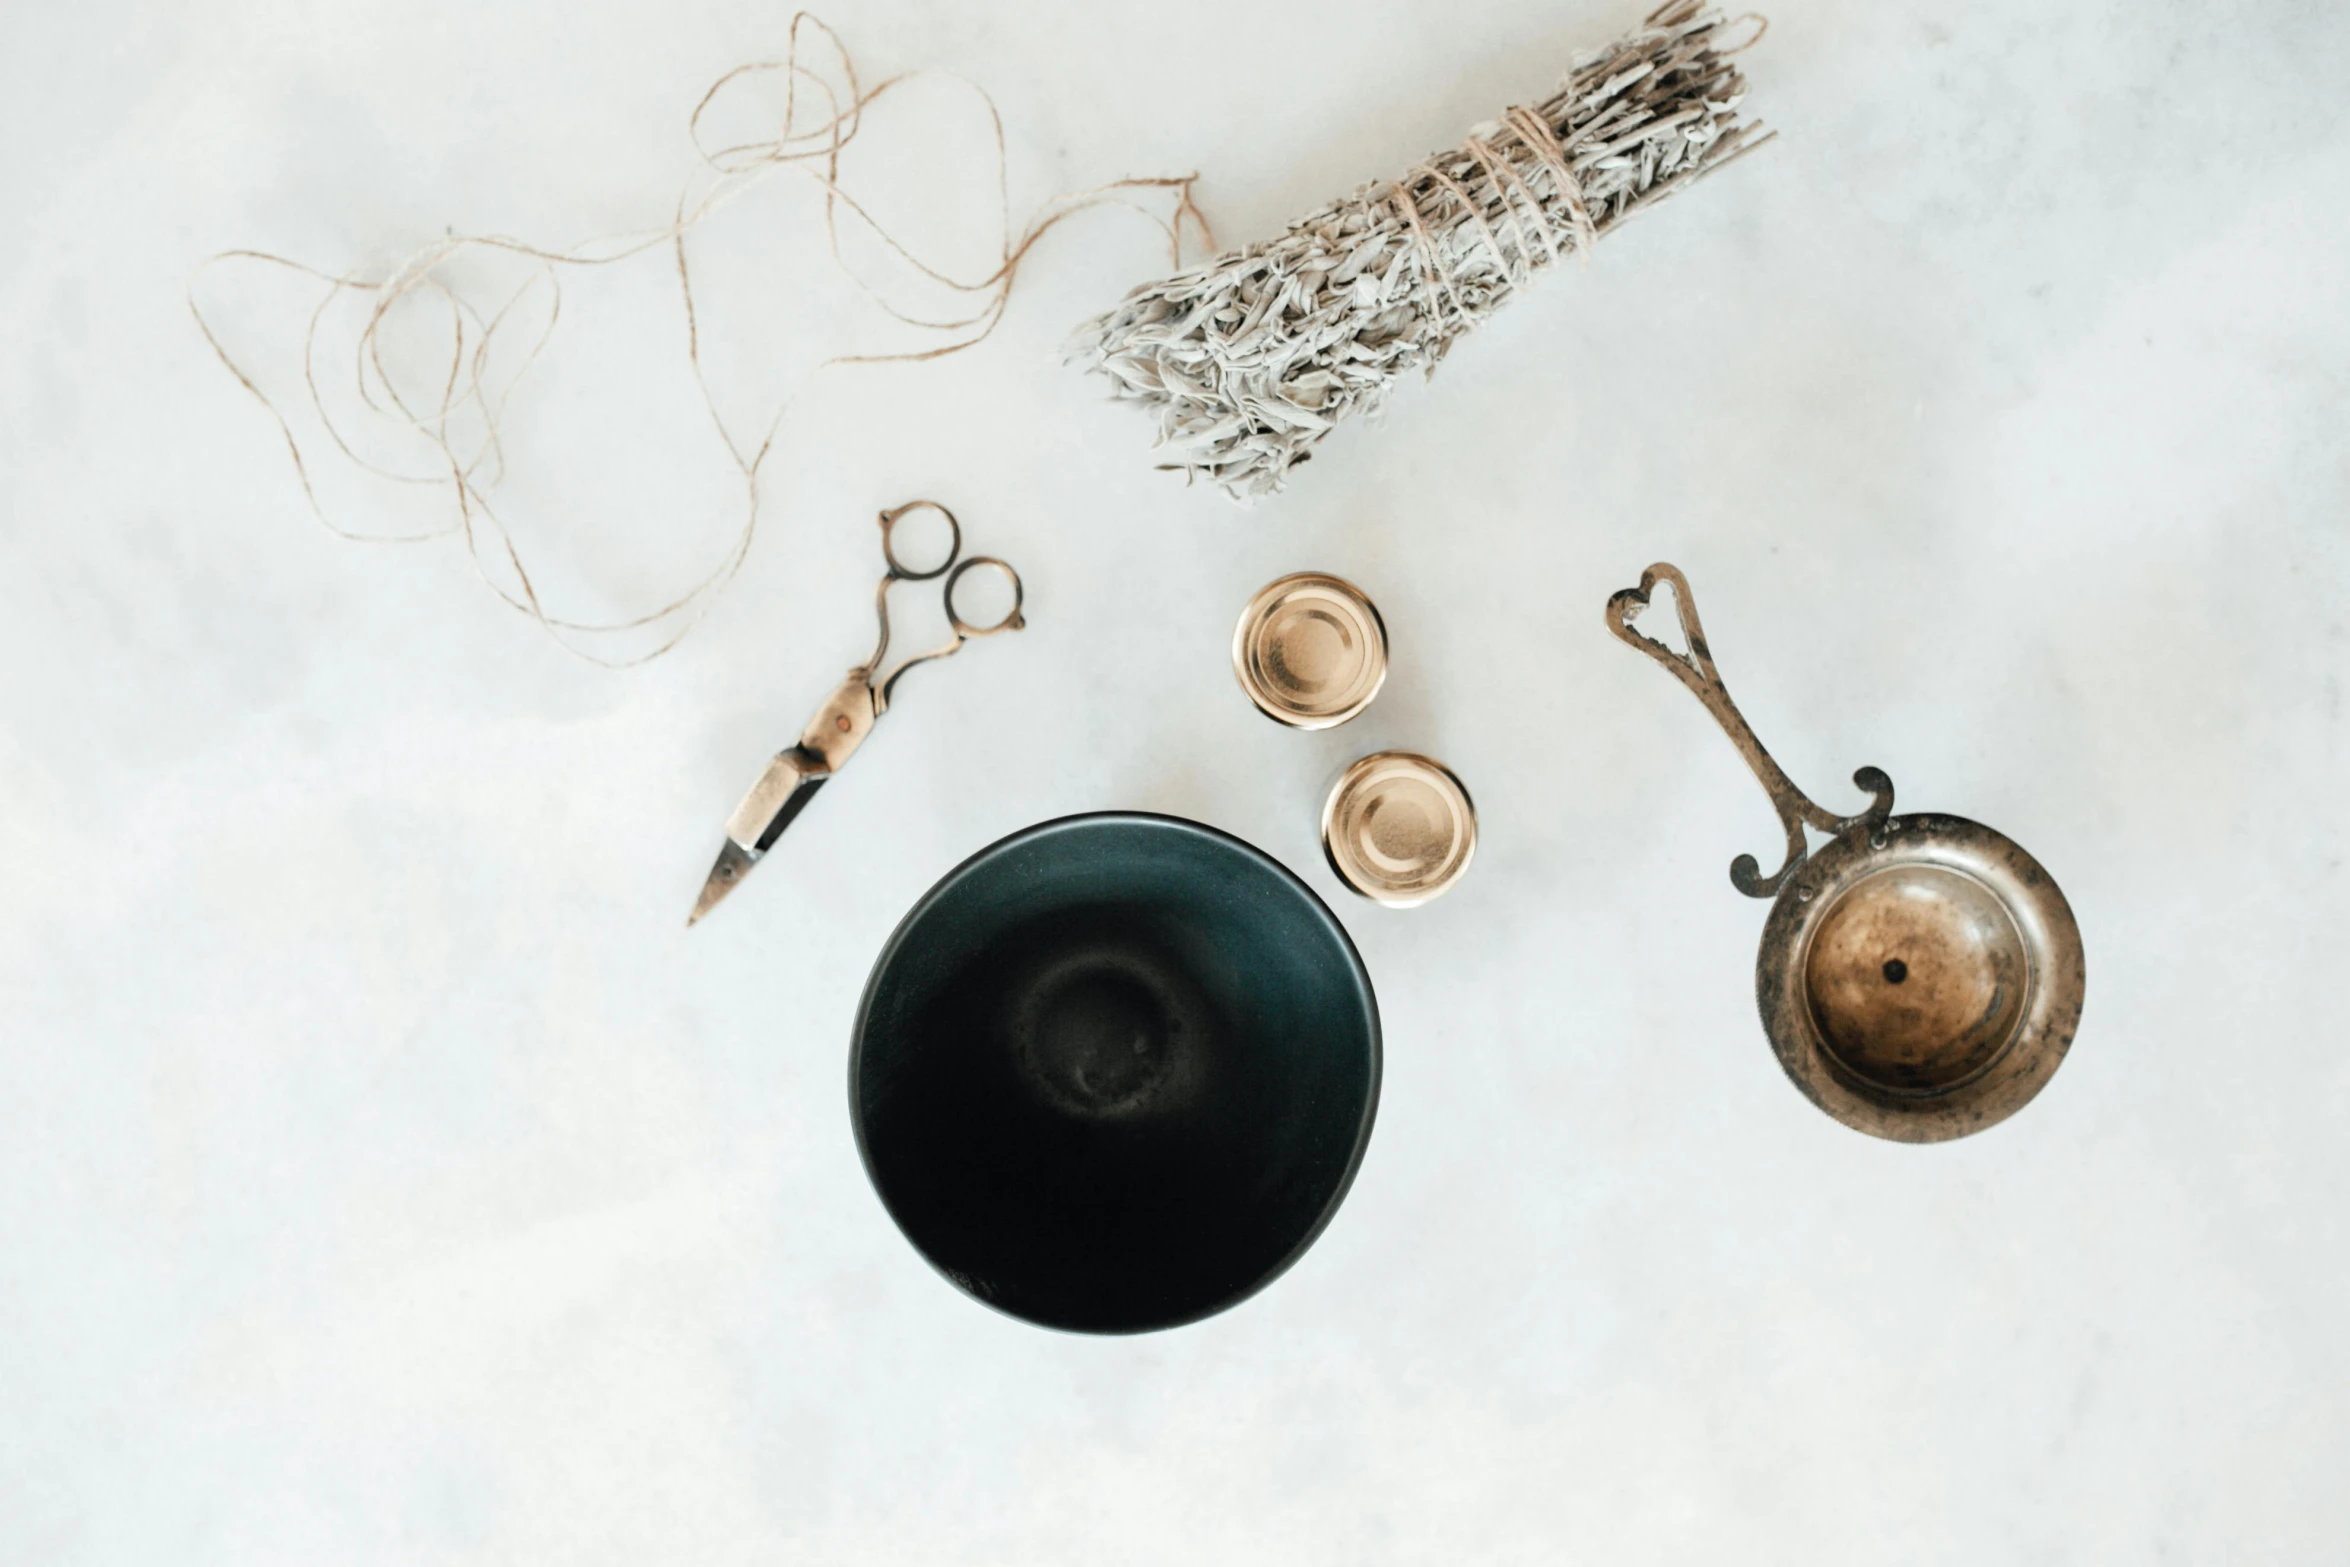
[851,812,1381,1333]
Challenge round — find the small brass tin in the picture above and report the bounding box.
[1233,573,1388,729]
[1320,752,1477,907]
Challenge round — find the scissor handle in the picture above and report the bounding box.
[863,506,1027,714]
[944,556,1026,637]
[878,500,961,581]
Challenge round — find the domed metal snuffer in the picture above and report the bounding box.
[1606,564,2085,1143]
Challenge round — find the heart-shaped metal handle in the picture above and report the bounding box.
[1607,563,1893,898]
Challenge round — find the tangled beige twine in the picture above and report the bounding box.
[191,13,1211,666]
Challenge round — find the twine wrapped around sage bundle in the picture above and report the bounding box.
[1074,1,1768,499]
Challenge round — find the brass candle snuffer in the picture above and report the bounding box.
[1607,564,2085,1142]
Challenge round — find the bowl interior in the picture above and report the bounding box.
[852,814,1380,1333]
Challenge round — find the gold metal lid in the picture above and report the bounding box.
[1232,573,1388,729]
[1320,752,1477,907]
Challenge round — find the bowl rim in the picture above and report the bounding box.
[848,809,1384,1334]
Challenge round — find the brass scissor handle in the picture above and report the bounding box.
[944,556,1025,639]
[865,501,1027,712]
[876,499,962,581]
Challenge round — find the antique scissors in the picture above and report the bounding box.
[688,500,1025,925]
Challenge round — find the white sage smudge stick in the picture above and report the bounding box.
[1073,1,1768,500]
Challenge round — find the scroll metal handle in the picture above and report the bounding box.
[1606,563,1893,898]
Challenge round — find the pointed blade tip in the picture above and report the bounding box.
[686,839,756,928]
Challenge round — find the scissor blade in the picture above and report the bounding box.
[686,839,759,927]
[685,771,830,927]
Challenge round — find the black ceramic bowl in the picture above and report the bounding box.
[851,813,1381,1333]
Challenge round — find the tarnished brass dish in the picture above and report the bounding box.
[1607,564,2085,1143]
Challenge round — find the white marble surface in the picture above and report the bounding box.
[5,0,2348,1560]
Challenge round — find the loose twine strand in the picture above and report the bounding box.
[190,12,1211,667]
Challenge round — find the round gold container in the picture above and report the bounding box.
[1232,573,1388,729]
[1320,752,1477,907]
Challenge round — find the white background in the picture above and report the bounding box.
[5,0,2347,1560]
